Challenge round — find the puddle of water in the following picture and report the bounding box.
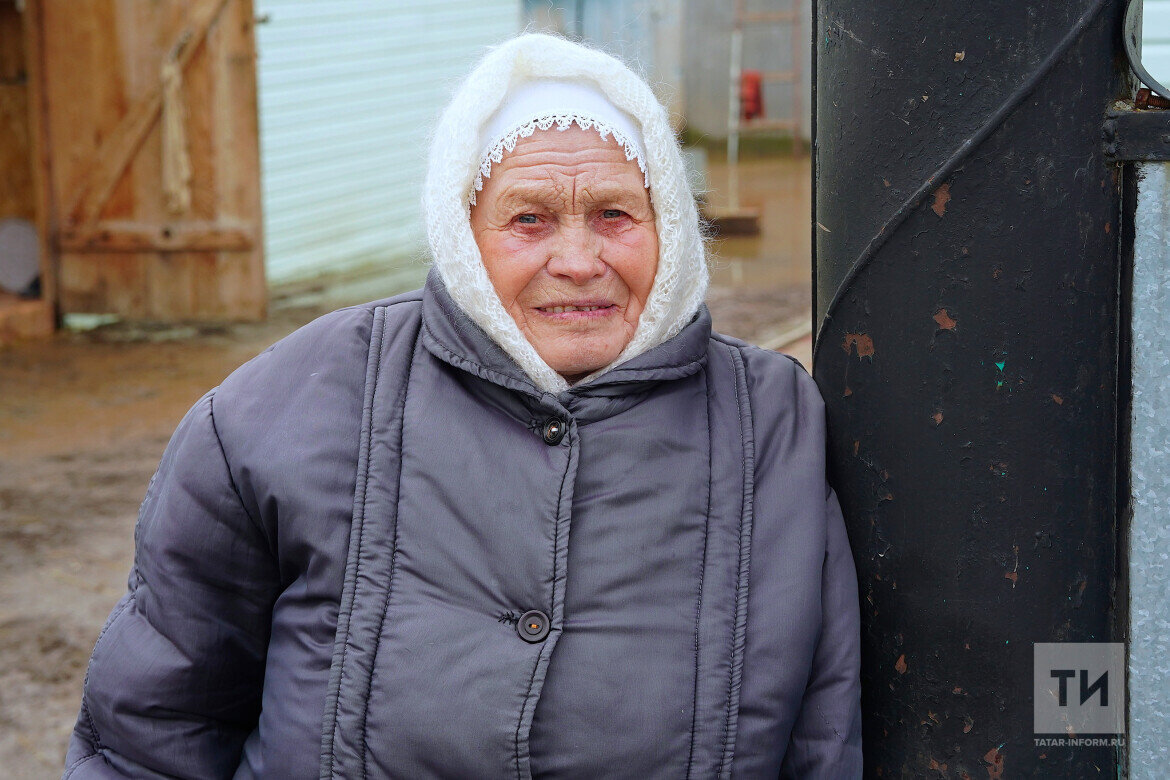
[701,154,812,289]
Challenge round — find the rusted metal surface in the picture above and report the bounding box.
[1134,87,1170,110]
[813,0,1128,775]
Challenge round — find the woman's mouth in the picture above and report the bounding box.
[536,303,616,317]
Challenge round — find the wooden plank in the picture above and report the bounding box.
[213,0,265,320]
[57,250,148,315]
[0,295,53,345]
[758,70,798,83]
[741,11,797,24]
[0,86,35,221]
[0,4,35,222]
[0,2,25,78]
[59,250,262,320]
[58,220,254,252]
[702,207,761,237]
[215,0,259,218]
[19,0,58,326]
[63,0,232,228]
[740,118,800,132]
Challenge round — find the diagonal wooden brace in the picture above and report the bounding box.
[65,0,232,229]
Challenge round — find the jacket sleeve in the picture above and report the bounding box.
[63,391,281,779]
[778,485,864,779]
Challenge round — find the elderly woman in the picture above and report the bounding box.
[64,34,861,779]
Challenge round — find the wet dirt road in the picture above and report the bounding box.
[0,154,811,777]
[0,313,307,774]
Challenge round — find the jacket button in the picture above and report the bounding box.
[541,418,566,445]
[517,610,550,643]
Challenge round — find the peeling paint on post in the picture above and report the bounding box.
[933,309,957,331]
[813,0,1128,775]
[932,184,952,217]
[842,332,875,358]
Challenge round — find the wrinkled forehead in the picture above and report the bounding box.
[479,126,654,213]
[471,80,649,207]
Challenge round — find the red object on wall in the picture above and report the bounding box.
[740,70,764,120]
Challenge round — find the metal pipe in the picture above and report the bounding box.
[727,25,742,212]
[812,0,1131,775]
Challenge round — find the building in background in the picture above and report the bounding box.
[522,0,685,121]
[255,0,520,285]
[680,0,810,142]
[2,2,1158,330]
[522,0,810,141]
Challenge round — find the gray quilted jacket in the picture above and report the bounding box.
[64,270,862,778]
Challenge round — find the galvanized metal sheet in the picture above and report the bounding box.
[1129,159,1170,780]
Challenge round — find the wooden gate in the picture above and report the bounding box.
[23,0,265,324]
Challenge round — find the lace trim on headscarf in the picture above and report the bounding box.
[470,115,650,206]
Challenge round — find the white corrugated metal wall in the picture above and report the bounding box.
[521,0,685,120]
[256,1,520,284]
[1145,0,1170,84]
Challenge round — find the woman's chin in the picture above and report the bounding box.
[544,348,620,382]
[529,323,635,382]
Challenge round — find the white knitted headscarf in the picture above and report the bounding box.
[424,33,708,394]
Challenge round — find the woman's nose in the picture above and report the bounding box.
[546,226,606,284]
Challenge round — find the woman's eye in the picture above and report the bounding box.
[516,214,538,224]
[602,209,625,219]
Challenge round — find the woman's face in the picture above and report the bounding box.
[470,126,658,383]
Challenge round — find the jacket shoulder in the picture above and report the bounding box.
[709,331,823,418]
[218,290,422,402]
[708,331,829,500]
[211,290,422,473]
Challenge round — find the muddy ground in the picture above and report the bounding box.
[0,155,811,777]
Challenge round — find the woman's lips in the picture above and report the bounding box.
[535,302,617,319]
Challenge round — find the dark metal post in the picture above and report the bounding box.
[813,0,1129,775]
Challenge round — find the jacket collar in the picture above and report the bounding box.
[419,268,710,416]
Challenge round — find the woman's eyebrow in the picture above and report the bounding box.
[495,181,567,211]
[493,179,648,213]
[580,188,644,208]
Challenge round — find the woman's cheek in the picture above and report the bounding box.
[613,224,657,254]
